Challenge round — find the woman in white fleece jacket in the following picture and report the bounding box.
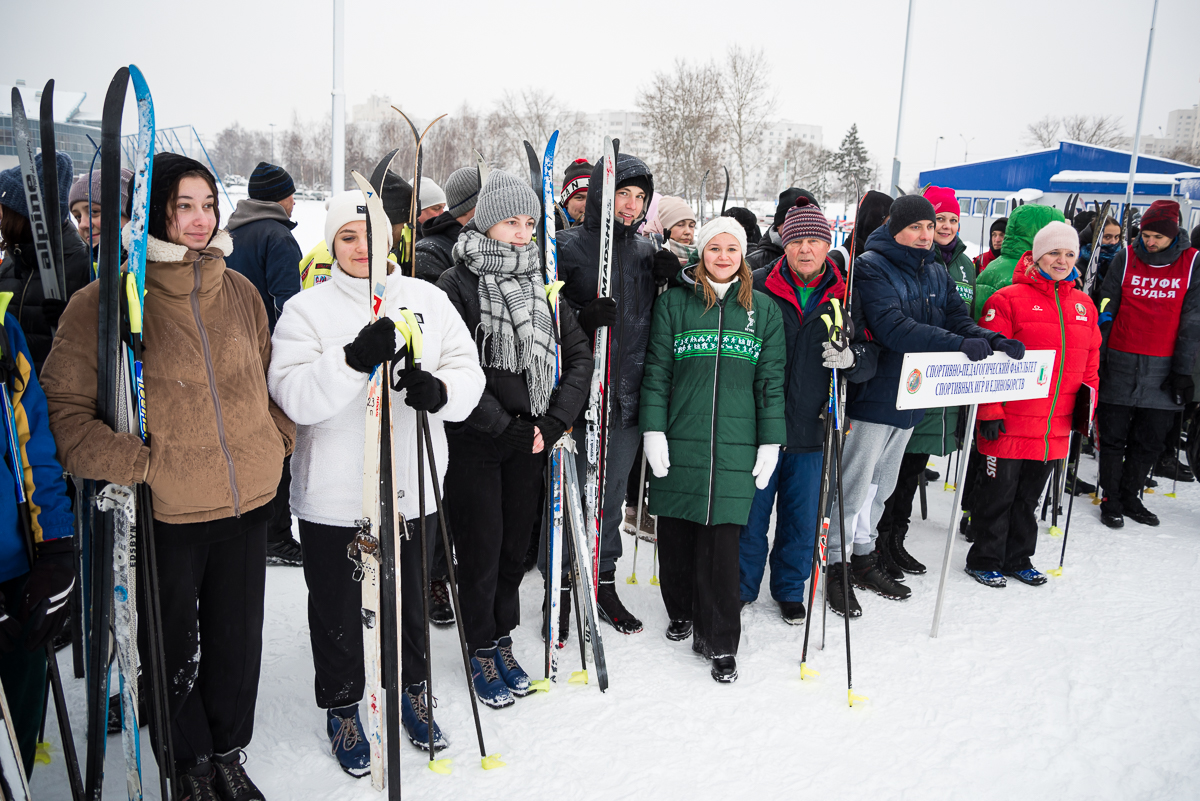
[268,191,484,777]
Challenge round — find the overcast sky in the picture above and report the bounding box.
[5,0,1200,188]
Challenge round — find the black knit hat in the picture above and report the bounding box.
[773,187,819,229]
[722,206,761,246]
[248,161,295,202]
[616,173,651,200]
[990,217,1008,235]
[853,191,893,251]
[145,152,219,242]
[887,195,936,237]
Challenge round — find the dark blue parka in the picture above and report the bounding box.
[848,225,1004,429]
[225,199,303,332]
[556,155,658,428]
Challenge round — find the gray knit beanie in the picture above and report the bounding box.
[445,166,481,216]
[473,170,541,235]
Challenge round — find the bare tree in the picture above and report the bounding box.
[636,58,726,203]
[718,45,777,204]
[1024,115,1061,149]
[1165,143,1200,167]
[1061,114,1126,148]
[771,138,834,204]
[490,89,590,179]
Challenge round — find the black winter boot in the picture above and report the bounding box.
[430,578,455,626]
[597,571,643,634]
[1121,495,1160,527]
[1099,497,1124,528]
[665,619,693,640]
[873,529,905,581]
[825,563,862,618]
[889,530,927,575]
[850,552,911,600]
[1153,451,1194,482]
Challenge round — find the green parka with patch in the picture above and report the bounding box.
[973,204,1066,320]
[639,272,787,526]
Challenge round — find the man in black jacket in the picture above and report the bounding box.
[415,166,480,283]
[225,161,305,565]
[556,153,675,634]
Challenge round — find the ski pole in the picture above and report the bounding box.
[1049,434,1083,577]
[1166,413,1183,498]
[832,424,864,707]
[650,543,659,586]
[419,416,505,770]
[561,489,593,681]
[543,454,555,677]
[628,455,649,584]
[800,411,835,680]
[931,404,979,637]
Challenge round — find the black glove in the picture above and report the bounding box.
[344,317,398,374]
[42,298,68,328]
[996,338,1025,360]
[652,249,679,287]
[534,415,567,451]
[960,337,993,362]
[0,590,19,654]
[393,368,447,412]
[577,297,617,334]
[978,419,1006,442]
[19,538,76,652]
[1162,372,1195,406]
[496,418,536,453]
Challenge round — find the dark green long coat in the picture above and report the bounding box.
[639,276,786,526]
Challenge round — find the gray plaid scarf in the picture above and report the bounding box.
[454,228,556,416]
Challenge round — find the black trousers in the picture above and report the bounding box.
[657,517,741,658]
[151,517,267,771]
[1098,402,1176,504]
[0,573,46,778]
[268,455,293,544]
[876,451,930,541]
[298,515,435,707]
[444,425,544,653]
[965,456,1054,572]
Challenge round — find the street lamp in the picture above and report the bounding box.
[933,136,944,169]
[960,134,975,163]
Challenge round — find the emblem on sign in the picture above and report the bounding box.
[1037,364,1050,385]
[906,368,922,394]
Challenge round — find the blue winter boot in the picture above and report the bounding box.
[964,568,1006,588]
[401,681,448,751]
[327,704,371,778]
[494,636,533,697]
[470,647,514,709]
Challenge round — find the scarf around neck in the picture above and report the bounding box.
[453,228,557,416]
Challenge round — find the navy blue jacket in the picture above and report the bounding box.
[556,155,658,428]
[225,199,303,332]
[848,226,1004,429]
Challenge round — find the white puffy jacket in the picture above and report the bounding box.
[269,264,485,526]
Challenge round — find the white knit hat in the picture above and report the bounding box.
[324,190,394,253]
[694,216,747,257]
[1031,221,1079,264]
[420,177,446,210]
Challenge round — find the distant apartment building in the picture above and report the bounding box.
[1123,99,1199,162]
[584,110,651,158]
[353,94,397,124]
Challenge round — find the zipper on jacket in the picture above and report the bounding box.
[191,260,241,515]
[706,297,726,525]
[1043,284,1067,461]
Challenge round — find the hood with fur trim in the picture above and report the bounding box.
[122,223,233,263]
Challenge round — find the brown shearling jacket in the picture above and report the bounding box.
[41,229,295,524]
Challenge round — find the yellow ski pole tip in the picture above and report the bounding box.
[626,575,638,585]
[649,576,660,586]
[1047,567,1063,577]
[482,754,506,770]
[569,670,589,685]
[943,483,956,492]
[848,690,868,707]
[1145,488,1155,494]
[1048,526,1064,538]
[1091,496,1102,506]
[800,664,819,681]
[428,758,452,775]
[529,678,551,693]
[34,741,51,764]
[1165,492,1177,498]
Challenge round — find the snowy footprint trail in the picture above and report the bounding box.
[31,454,1200,800]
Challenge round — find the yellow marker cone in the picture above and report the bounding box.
[34,741,51,765]
[1047,566,1063,577]
[569,670,588,685]
[800,663,819,681]
[482,754,506,770]
[626,574,638,585]
[1048,526,1064,538]
[529,678,551,693]
[848,690,868,707]
[428,758,452,775]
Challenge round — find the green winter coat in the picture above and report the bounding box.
[639,275,787,526]
[907,237,976,456]
[973,204,1065,320]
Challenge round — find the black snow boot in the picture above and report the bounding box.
[1121,495,1160,527]
[212,749,266,801]
[1099,497,1124,529]
[778,601,806,625]
[710,655,738,683]
[873,530,905,581]
[1066,467,1097,496]
[825,563,862,618]
[430,578,455,627]
[889,531,927,575]
[665,619,693,641]
[1152,451,1194,482]
[266,536,303,566]
[851,551,911,600]
[959,512,974,542]
[179,762,223,801]
[597,571,643,634]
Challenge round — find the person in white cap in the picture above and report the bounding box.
[418,177,447,225]
[638,216,786,683]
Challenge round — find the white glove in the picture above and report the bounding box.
[752,444,780,490]
[821,339,855,370]
[643,431,670,478]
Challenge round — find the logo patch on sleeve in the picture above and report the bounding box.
[985,309,996,322]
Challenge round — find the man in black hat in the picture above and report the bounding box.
[226,161,305,566]
[747,187,819,271]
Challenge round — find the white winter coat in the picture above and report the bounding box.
[269,264,485,525]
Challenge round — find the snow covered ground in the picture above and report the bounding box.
[28,452,1200,800]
